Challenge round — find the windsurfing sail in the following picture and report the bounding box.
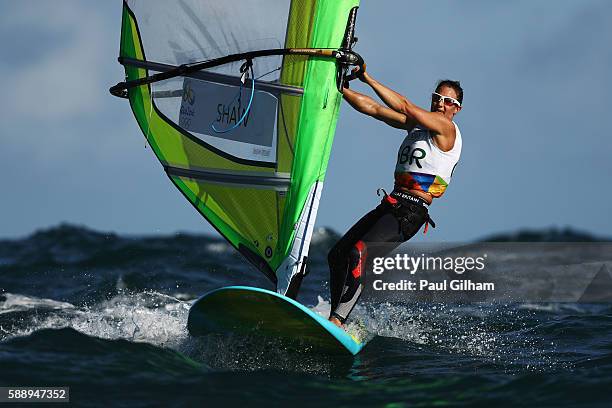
[112,0,361,297]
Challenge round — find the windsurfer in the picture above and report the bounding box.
[328,69,463,328]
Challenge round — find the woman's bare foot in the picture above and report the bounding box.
[329,316,345,329]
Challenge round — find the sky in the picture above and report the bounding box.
[1,0,611,241]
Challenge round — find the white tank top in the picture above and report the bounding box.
[394,122,462,198]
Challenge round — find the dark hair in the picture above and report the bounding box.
[435,80,463,105]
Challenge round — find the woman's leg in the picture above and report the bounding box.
[328,200,428,324]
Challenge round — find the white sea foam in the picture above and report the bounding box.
[0,293,75,315]
[311,295,331,318]
[205,242,232,253]
[0,291,192,350]
[1,290,566,373]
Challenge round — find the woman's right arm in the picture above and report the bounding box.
[342,87,410,130]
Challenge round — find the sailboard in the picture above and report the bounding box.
[188,286,364,355]
[111,0,364,353]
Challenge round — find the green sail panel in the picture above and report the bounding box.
[117,0,359,294]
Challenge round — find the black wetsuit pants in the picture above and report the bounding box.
[328,191,432,322]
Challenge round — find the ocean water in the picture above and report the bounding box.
[1,224,611,407]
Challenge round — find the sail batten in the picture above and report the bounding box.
[166,167,291,190]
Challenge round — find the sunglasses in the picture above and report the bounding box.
[432,92,461,107]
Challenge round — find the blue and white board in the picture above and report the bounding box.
[187,286,364,355]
